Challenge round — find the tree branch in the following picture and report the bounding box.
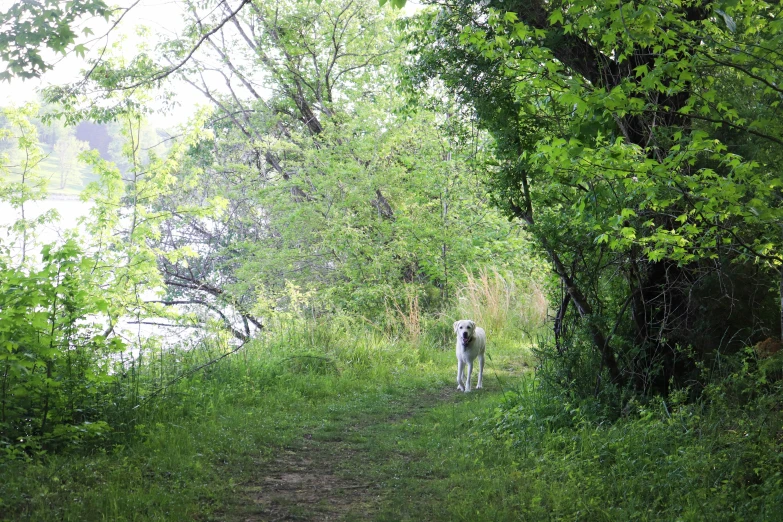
[119,0,252,90]
[147,298,249,341]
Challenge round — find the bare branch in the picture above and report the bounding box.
[118,0,252,90]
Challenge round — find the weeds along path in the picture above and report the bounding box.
[224,369,524,522]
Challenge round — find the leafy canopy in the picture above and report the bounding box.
[0,0,108,81]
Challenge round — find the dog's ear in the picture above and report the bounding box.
[453,321,460,333]
[468,320,475,329]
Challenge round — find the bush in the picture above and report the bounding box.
[0,241,122,454]
[484,348,783,520]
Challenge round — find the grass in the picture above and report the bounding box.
[457,266,547,342]
[2,309,783,520]
[0,316,533,521]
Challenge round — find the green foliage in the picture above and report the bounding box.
[0,0,108,81]
[378,0,407,8]
[1,288,781,521]
[0,241,121,454]
[6,1,539,461]
[0,105,51,263]
[0,107,129,453]
[407,0,783,396]
[0,315,463,519]
[0,106,203,455]
[481,350,783,520]
[3,1,783,519]
[92,0,537,330]
[246,104,526,312]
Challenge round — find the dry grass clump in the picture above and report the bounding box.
[456,267,547,337]
[385,291,422,344]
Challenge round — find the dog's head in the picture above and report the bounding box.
[453,320,476,345]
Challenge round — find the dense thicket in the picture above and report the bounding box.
[407,0,783,396]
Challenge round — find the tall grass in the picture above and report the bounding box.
[385,291,422,344]
[0,315,466,521]
[456,266,547,338]
[5,274,779,521]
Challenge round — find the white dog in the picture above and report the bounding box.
[453,320,486,392]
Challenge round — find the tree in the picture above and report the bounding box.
[53,132,88,189]
[140,0,526,325]
[0,107,128,452]
[407,0,783,395]
[39,0,530,338]
[0,0,108,81]
[0,105,51,263]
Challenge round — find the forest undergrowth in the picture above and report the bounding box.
[1,271,782,521]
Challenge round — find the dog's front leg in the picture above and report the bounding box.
[476,354,484,389]
[457,359,465,391]
[465,360,473,392]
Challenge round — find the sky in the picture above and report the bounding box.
[0,0,204,126]
[0,0,424,125]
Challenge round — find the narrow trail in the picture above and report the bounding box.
[215,352,529,522]
[219,380,498,522]
[232,387,459,521]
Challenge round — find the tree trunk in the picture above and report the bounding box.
[510,199,622,384]
[554,291,571,354]
[779,266,783,339]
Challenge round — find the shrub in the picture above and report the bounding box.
[0,241,122,454]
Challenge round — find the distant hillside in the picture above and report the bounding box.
[38,142,101,196]
[2,112,169,198]
[75,121,111,160]
[2,142,100,198]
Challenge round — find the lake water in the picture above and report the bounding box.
[0,196,251,366]
[0,197,204,359]
[0,197,93,251]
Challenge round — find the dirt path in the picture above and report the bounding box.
[229,387,460,522]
